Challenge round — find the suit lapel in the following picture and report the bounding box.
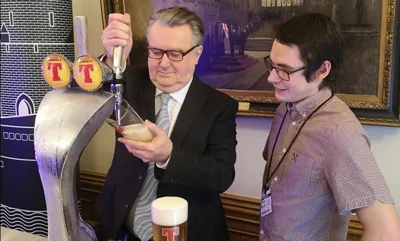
[135,72,162,177]
[138,75,156,123]
[170,76,207,145]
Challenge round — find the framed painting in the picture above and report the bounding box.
[100,0,400,127]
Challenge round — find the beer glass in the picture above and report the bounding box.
[106,100,154,142]
[152,197,188,241]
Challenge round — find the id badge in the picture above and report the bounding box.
[261,187,272,217]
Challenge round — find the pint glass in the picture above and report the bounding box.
[106,99,154,142]
[151,197,188,241]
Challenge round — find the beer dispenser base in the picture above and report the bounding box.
[34,88,114,241]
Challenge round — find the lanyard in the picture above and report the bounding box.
[265,94,334,187]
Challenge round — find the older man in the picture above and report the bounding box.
[97,6,238,241]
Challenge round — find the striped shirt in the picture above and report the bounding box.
[259,87,393,241]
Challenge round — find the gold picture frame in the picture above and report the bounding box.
[100,0,400,127]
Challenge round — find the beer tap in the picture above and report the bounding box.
[109,0,125,126]
[112,45,124,126]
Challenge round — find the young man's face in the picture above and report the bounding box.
[267,40,322,103]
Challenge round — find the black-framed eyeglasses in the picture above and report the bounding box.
[264,55,305,81]
[146,45,200,61]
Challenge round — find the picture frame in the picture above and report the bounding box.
[100,0,400,127]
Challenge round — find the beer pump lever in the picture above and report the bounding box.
[109,0,125,126]
[112,45,124,126]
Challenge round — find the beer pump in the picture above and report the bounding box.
[112,45,124,126]
[109,0,125,127]
[35,15,115,241]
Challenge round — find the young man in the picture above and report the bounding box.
[98,7,237,241]
[260,12,400,241]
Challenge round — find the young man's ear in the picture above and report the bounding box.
[316,60,332,81]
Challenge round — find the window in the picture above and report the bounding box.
[16,93,35,116]
[49,12,54,27]
[9,11,14,26]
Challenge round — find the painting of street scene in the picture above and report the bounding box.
[122,0,383,95]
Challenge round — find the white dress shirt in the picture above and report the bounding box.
[155,77,193,169]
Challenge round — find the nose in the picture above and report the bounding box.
[159,53,171,68]
[267,68,280,84]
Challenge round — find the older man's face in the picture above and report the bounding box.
[147,21,203,93]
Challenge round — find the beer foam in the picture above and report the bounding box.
[122,123,154,142]
[152,197,188,226]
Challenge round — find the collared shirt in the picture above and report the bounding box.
[155,77,193,169]
[124,77,193,234]
[259,87,393,241]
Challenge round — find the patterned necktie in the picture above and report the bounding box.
[133,93,170,241]
[155,93,171,134]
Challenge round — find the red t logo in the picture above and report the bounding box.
[48,63,62,81]
[162,227,179,241]
[79,64,94,83]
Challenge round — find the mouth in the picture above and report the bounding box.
[158,71,172,76]
[158,71,173,75]
[274,87,287,92]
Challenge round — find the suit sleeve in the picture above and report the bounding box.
[161,99,238,193]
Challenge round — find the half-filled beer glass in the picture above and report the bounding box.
[106,99,154,142]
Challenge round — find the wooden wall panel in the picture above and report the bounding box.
[79,171,362,241]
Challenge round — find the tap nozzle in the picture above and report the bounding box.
[114,84,124,126]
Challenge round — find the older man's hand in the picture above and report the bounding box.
[101,13,132,67]
[118,120,173,163]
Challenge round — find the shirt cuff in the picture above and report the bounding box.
[156,157,170,170]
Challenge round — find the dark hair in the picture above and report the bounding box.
[274,12,344,88]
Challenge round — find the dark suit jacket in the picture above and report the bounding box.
[97,65,238,241]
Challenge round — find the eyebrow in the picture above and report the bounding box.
[276,63,295,69]
[269,56,296,69]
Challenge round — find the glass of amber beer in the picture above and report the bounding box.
[151,197,188,241]
[106,100,154,142]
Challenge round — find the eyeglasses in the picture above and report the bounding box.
[146,45,200,61]
[264,55,305,81]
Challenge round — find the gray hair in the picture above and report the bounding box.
[146,6,204,45]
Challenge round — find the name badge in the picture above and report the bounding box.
[261,188,272,217]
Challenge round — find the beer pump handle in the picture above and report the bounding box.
[75,16,89,56]
[113,46,124,82]
[109,0,125,125]
[72,15,90,88]
[113,45,124,125]
[108,0,125,88]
